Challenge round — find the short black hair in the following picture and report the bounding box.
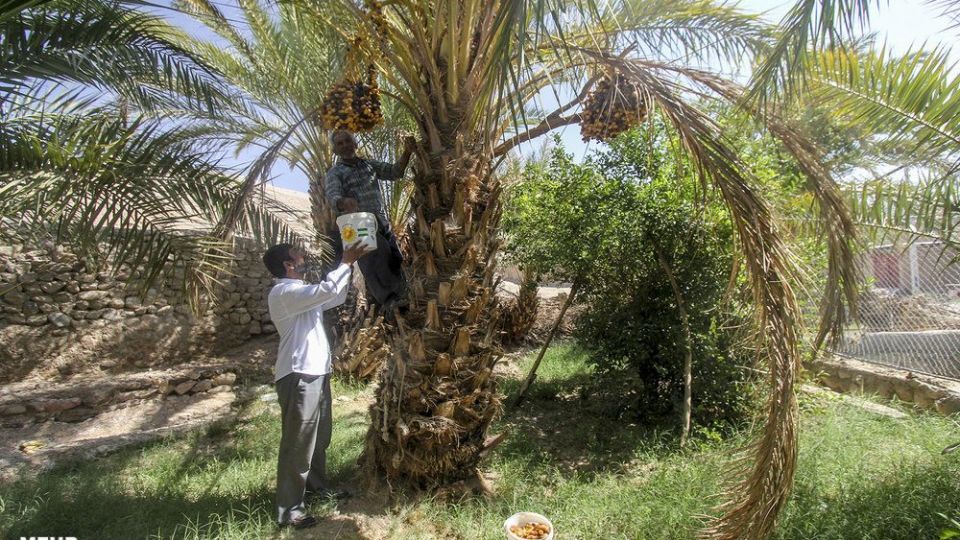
[262,243,295,278]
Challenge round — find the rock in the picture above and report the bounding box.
[40,282,65,294]
[57,407,97,423]
[79,283,98,291]
[38,303,58,314]
[22,301,39,315]
[892,380,914,402]
[78,290,108,301]
[209,385,232,394]
[249,322,262,334]
[47,312,72,328]
[0,404,26,415]
[43,397,82,413]
[26,315,46,326]
[174,381,196,395]
[0,272,16,282]
[77,273,96,283]
[936,396,960,415]
[212,372,237,386]
[53,292,72,303]
[262,323,276,333]
[18,273,37,284]
[124,296,142,308]
[65,282,80,293]
[238,311,252,325]
[102,309,124,321]
[83,388,113,406]
[2,290,25,305]
[108,298,125,309]
[192,380,213,393]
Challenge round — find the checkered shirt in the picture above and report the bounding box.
[324,158,399,227]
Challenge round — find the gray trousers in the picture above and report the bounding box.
[275,372,332,524]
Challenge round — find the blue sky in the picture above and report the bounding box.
[160,0,959,193]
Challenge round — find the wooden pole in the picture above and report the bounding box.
[513,280,581,407]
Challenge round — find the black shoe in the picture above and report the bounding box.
[279,514,318,530]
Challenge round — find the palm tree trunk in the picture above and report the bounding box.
[361,144,504,487]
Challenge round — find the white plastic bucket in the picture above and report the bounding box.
[336,212,378,251]
[504,512,554,540]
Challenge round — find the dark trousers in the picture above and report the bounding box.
[275,372,332,524]
[332,225,405,307]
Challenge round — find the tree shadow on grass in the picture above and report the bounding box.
[0,395,374,540]
[494,348,687,480]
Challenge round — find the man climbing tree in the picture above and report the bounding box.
[325,130,416,319]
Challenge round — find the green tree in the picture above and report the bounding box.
[505,132,753,428]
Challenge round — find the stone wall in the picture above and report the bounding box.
[813,355,960,416]
[0,240,276,383]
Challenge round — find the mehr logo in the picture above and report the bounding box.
[20,537,77,540]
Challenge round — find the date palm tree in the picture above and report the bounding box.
[224,0,863,537]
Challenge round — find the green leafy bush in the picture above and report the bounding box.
[504,130,756,424]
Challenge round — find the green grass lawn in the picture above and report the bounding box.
[1,344,958,539]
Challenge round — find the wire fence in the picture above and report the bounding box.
[830,241,960,381]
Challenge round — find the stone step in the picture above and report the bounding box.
[0,364,240,427]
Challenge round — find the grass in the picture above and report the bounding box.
[1,343,958,539]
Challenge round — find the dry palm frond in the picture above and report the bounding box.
[499,268,540,346]
[676,68,860,351]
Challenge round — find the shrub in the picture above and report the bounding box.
[504,129,756,425]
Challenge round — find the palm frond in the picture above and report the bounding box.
[845,172,960,263]
[808,44,960,162]
[0,112,307,306]
[1,0,233,114]
[747,0,878,105]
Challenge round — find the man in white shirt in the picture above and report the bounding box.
[262,242,370,530]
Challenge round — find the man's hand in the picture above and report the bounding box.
[342,243,373,265]
[337,197,359,213]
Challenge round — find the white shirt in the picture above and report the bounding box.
[268,263,352,382]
